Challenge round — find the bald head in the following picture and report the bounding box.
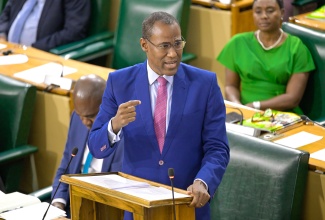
[73,74,106,129]
[73,74,106,102]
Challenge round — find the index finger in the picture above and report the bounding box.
[128,100,141,106]
[120,100,141,108]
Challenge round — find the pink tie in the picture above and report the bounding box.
[154,77,167,153]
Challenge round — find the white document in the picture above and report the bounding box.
[0,43,7,50]
[274,131,323,149]
[225,123,261,137]
[310,149,325,162]
[0,54,28,65]
[14,62,77,84]
[72,174,150,189]
[0,192,40,213]
[0,202,66,220]
[72,174,191,201]
[116,186,191,201]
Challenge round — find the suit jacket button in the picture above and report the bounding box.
[159,160,164,166]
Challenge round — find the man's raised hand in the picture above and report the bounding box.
[111,100,141,134]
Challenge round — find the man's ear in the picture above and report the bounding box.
[140,38,148,52]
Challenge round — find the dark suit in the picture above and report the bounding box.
[0,0,90,51]
[52,112,123,214]
[89,61,230,220]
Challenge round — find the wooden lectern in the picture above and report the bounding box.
[61,172,194,220]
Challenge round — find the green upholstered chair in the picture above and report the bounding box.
[58,0,196,69]
[211,130,309,219]
[0,0,7,12]
[282,22,325,125]
[0,74,38,193]
[49,0,114,63]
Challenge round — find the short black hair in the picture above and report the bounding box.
[142,11,180,39]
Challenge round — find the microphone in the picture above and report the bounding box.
[301,115,324,127]
[168,168,176,220]
[42,147,78,220]
[2,49,13,55]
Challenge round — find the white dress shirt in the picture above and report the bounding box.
[107,62,173,142]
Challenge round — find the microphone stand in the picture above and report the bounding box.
[168,168,176,220]
[301,115,324,127]
[42,147,78,220]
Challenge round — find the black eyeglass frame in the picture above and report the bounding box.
[144,36,186,51]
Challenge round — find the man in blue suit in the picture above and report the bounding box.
[0,0,90,51]
[88,12,229,220]
[51,74,123,216]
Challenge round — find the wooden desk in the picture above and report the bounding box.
[0,42,112,95]
[61,172,194,220]
[289,12,325,32]
[226,101,325,220]
[0,42,114,192]
[226,102,325,171]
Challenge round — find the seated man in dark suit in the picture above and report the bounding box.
[0,0,90,51]
[51,74,123,217]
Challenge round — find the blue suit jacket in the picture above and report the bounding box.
[0,0,90,51]
[89,61,229,220]
[52,112,123,211]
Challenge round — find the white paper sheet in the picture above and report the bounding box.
[14,62,77,84]
[0,54,28,65]
[116,186,191,201]
[0,43,7,50]
[0,202,66,220]
[72,174,150,189]
[0,192,40,213]
[274,131,323,148]
[310,149,325,162]
[72,174,191,201]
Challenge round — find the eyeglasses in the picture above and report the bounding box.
[145,37,186,51]
[251,108,274,122]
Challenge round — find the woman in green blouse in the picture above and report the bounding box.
[217,0,315,114]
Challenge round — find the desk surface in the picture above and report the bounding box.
[226,102,325,172]
[0,41,114,96]
[289,12,325,32]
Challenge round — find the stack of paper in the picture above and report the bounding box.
[0,202,66,220]
[0,192,66,220]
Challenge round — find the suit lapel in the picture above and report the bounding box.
[10,0,27,27]
[163,66,188,156]
[37,0,52,37]
[135,62,159,151]
[73,126,89,173]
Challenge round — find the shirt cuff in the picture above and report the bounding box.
[51,198,66,206]
[108,119,122,144]
[194,178,208,191]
